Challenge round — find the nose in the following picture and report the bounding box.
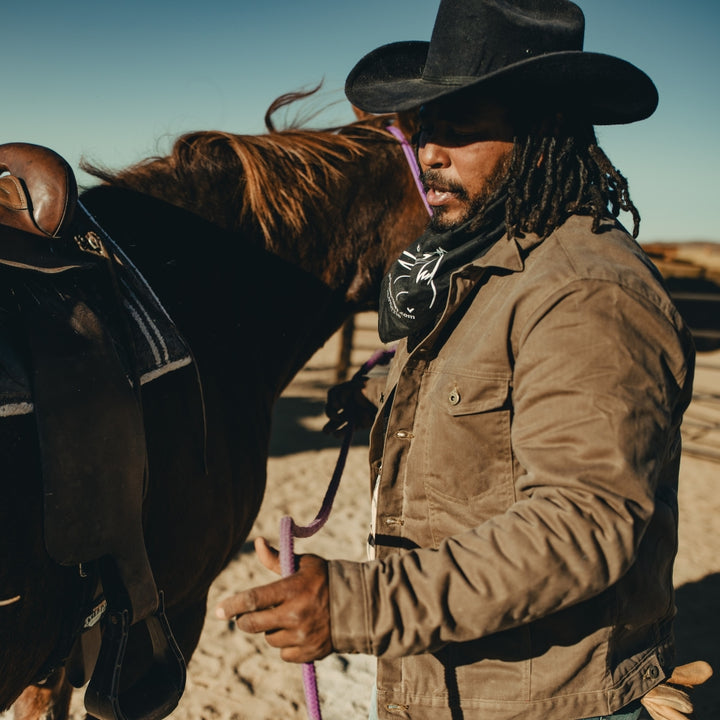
[417,128,449,170]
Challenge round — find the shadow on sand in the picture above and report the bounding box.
[269,393,370,457]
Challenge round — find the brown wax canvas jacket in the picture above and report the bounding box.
[328,215,695,720]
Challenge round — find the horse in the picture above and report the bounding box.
[0,92,428,720]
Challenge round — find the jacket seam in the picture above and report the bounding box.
[361,564,373,655]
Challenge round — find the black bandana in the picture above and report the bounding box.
[378,198,507,343]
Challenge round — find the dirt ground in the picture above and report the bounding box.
[67,312,719,719]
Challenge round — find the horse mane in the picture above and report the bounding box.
[81,89,397,247]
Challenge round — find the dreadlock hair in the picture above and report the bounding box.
[503,116,640,240]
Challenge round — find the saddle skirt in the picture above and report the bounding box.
[0,201,193,417]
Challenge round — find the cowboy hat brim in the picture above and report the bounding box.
[345,41,658,125]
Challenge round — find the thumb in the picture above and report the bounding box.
[254,537,282,575]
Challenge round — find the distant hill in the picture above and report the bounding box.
[641,241,720,283]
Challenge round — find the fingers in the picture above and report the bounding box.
[215,575,288,620]
[214,552,333,664]
[235,605,286,636]
[214,538,297,620]
[215,538,281,619]
[323,410,358,436]
[322,416,350,437]
[254,537,281,574]
[323,378,377,436]
[323,385,353,436]
[229,604,331,663]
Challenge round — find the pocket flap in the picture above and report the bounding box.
[432,375,510,416]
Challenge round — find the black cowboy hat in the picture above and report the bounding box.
[345,0,658,125]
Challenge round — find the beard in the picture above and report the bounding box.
[423,152,511,233]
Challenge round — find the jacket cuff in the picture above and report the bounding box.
[328,559,373,655]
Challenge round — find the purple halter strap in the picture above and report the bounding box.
[386,123,433,217]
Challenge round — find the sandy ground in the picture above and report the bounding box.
[68,312,718,719]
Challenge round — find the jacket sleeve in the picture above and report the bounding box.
[328,279,694,657]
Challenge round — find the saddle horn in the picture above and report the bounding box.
[0,142,78,238]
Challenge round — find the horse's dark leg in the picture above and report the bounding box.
[10,669,73,720]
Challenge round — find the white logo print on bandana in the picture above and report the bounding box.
[378,197,507,343]
[391,245,448,316]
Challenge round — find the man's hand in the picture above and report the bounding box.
[215,537,332,663]
[323,377,378,437]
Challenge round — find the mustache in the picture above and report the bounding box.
[421,170,469,200]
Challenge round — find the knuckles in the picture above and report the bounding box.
[241,588,260,613]
[235,612,260,634]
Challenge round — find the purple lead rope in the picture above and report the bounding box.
[279,348,395,720]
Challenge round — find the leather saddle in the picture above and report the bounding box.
[0,143,186,720]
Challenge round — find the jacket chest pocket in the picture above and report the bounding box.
[419,373,515,541]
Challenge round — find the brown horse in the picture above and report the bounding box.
[0,94,427,719]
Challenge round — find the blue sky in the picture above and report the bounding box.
[3,1,718,242]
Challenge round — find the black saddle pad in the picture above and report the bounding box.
[0,201,193,418]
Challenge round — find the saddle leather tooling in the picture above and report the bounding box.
[0,143,186,720]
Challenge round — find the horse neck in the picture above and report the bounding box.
[254,140,429,390]
[247,252,351,397]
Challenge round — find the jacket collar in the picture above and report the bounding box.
[397,227,548,360]
[462,231,532,275]
[470,213,625,274]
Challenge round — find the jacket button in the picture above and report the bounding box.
[394,430,414,439]
[448,389,460,405]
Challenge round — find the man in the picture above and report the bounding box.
[217,2,708,718]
